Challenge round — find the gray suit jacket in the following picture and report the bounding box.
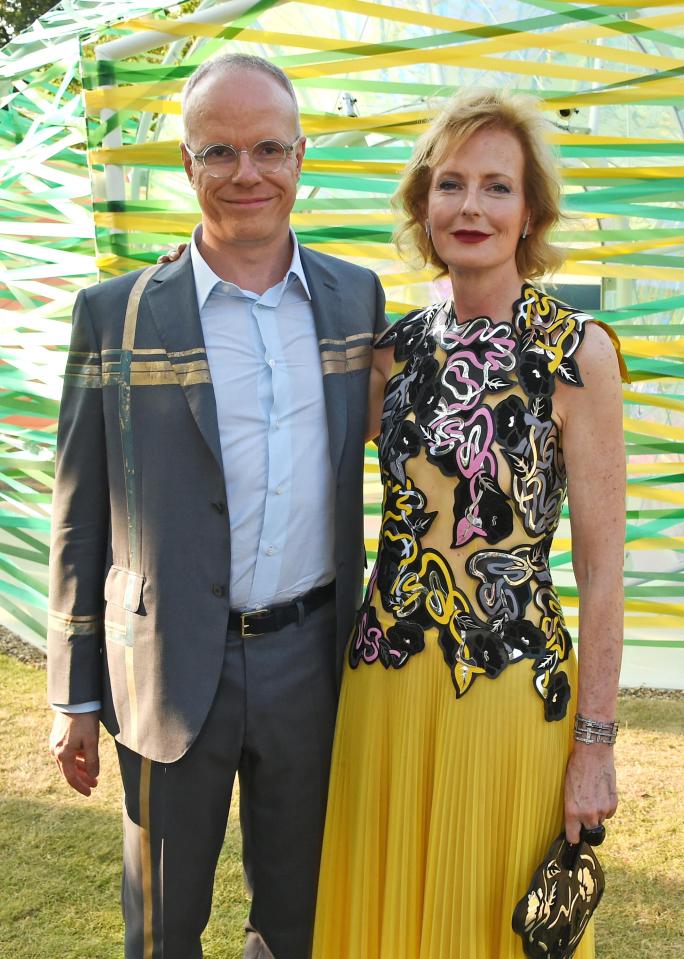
[47,246,386,762]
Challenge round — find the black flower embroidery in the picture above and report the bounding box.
[382,621,425,668]
[463,627,509,678]
[518,351,554,397]
[379,303,447,361]
[544,670,571,722]
[381,418,423,483]
[494,395,528,449]
[503,620,547,658]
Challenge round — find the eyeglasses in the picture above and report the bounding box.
[184,137,302,177]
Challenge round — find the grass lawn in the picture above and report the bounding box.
[1,650,682,958]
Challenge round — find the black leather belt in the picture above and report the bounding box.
[229,580,336,638]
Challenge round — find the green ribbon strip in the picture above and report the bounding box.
[1,0,682,656]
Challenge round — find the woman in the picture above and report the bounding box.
[312,89,627,958]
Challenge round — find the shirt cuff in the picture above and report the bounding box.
[51,701,101,714]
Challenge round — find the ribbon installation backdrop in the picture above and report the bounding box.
[0,0,682,686]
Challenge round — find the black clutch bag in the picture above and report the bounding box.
[512,826,605,959]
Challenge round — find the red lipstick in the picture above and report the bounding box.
[452,230,490,244]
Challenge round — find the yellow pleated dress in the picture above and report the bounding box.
[313,286,624,959]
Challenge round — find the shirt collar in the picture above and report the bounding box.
[189,224,310,312]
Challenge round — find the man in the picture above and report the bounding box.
[48,53,386,959]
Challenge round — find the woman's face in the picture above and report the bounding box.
[426,126,530,280]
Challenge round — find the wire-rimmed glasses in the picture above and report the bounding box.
[184,137,302,177]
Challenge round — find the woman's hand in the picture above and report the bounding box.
[157,242,188,264]
[564,741,618,843]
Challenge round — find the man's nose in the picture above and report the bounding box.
[232,149,262,183]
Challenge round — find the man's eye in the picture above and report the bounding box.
[205,145,234,160]
[254,141,283,158]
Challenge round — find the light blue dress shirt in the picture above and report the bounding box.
[191,227,336,611]
[55,228,336,713]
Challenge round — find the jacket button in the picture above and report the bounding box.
[211,584,226,597]
[212,501,226,514]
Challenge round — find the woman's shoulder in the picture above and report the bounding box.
[515,283,629,385]
[374,300,451,355]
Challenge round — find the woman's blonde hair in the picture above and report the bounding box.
[393,88,565,280]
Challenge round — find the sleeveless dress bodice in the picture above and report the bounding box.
[350,284,605,721]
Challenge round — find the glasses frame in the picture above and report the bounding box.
[184,136,302,177]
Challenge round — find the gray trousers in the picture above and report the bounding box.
[117,599,339,959]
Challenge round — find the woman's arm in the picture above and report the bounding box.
[366,345,394,442]
[557,321,626,843]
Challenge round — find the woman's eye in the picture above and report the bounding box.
[489,182,511,193]
[437,180,460,191]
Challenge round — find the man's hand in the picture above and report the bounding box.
[157,242,188,264]
[49,710,101,797]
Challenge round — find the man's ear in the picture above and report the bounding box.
[180,143,194,186]
[295,135,306,178]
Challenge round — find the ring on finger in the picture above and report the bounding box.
[580,823,606,846]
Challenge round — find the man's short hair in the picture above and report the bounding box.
[182,53,301,139]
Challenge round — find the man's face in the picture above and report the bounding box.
[181,69,304,250]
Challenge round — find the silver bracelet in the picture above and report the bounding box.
[573,713,619,745]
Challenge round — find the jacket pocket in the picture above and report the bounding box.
[104,565,145,613]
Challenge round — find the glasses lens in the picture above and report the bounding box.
[251,140,287,171]
[203,144,238,175]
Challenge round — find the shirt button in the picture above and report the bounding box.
[275,486,283,496]
[274,420,281,430]
[212,501,226,514]
[211,584,226,597]
[265,546,276,556]
[268,358,276,368]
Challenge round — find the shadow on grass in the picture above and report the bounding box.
[0,796,247,959]
[2,795,682,958]
[596,861,684,958]
[617,697,684,736]
[0,796,123,959]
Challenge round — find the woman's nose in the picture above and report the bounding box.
[460,186,481,216]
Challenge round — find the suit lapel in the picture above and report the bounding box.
[300,247,348,480]
[145,251,223,470]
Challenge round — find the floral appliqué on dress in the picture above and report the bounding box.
[350,285,602,722]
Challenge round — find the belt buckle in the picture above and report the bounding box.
[241,607,269,638]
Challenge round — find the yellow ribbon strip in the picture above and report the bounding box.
[623,390,684,414]
[563,166,684,180]
[627,462,684,475]
[115,13,684,80]
[620,339,684,359]
[94,212,198,232]
[623,415,684,441]
[626,485,684,507]
[286,45,634,85]
[566,236,684,260]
